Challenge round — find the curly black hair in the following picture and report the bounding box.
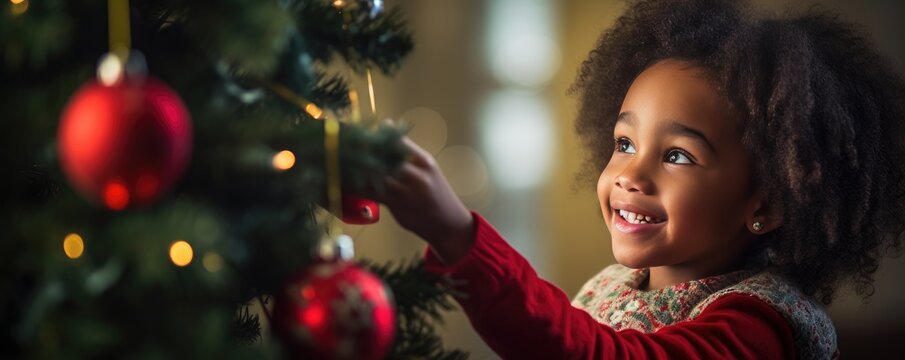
[570,0,905,304]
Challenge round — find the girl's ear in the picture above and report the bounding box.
[745,190,783,234]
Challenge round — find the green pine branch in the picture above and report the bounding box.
[363,257,471,360]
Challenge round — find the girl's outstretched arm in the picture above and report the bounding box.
[422,212,795,359]
[369,137,795,359]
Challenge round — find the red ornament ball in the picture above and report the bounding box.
[273,261,396,360]
[57,77,192,210]
[341,194,380,225]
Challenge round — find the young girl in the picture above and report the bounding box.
[369,0,905,358]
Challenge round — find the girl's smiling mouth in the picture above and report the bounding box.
[613,211,667,234]
[610,202,667,234]
[616,209,665,224]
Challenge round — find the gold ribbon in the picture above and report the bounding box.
[256,78,342,232]
[349,89,361,123]
[366,68,377,116]
[259,80,324,120]
[324,116,343,233]
[108,0,131,61]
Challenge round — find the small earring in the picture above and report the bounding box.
[752,221,764,232]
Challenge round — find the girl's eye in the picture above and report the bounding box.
[615,138,636,154]
[665,149,694,165]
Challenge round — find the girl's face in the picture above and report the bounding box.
[598,59,759,272]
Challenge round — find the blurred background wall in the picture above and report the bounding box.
[348,0,905,358]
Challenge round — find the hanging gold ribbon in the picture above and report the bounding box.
[108,0,131,61]
[258,80,325,120]
[348,89,361,123]
[254,78,343,238]
[324,116,343,235]
[366,68,377,117]
[256,78,341,231]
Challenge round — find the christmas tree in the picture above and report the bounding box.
[1,0,466,358]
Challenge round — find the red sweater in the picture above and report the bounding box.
[422,212,796,359]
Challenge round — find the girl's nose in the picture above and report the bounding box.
[614,159,655,194]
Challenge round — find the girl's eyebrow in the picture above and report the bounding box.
[616,111,717,155]
[664,121,717,155]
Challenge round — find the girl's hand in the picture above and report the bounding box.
[371,137,475,265]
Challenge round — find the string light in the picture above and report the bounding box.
[63,233,85,259]
[272,150,296,171]
[202,252,223,272]
[169,240,193,267]
[305,103,324,120]
[10,0,28,16]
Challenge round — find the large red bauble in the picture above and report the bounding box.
[273,261,396,360]
[57,77,192,210]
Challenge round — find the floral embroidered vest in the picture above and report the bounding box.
[571,264,838,359]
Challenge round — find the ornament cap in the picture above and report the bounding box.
[316,234,355,261]
[96,51,147,86]
[336,234,354,261]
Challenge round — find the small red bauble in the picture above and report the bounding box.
[57,77,192,210]
[341,194,380,224]
[272,261,396,360]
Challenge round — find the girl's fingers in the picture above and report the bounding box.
[362,174,406,204]
[374,137,435,206]
[379,175,409,206]
[357,180,380,200]
[384,162,423,191]
[401,136,435,168]
[386,161,424,187]
[357,164,413,203]
[384,174,406,191]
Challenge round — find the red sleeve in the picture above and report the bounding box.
[423,212,796,359]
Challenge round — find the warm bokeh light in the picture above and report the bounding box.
[331,0,345,9]
[202,252,223,272]
[103,181,130,210]
[169,240,193,267]
[480,90,555,190]
[305,103,323,119]
[272,150,296,171]
[436,145,489,198]
[63,233,85,259]
[401,107,448,155]
[485,0,560,87]
[10,0,27,15]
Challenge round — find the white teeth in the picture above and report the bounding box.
[617,209,661,224]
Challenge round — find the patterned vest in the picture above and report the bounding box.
[571,264,838,359]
